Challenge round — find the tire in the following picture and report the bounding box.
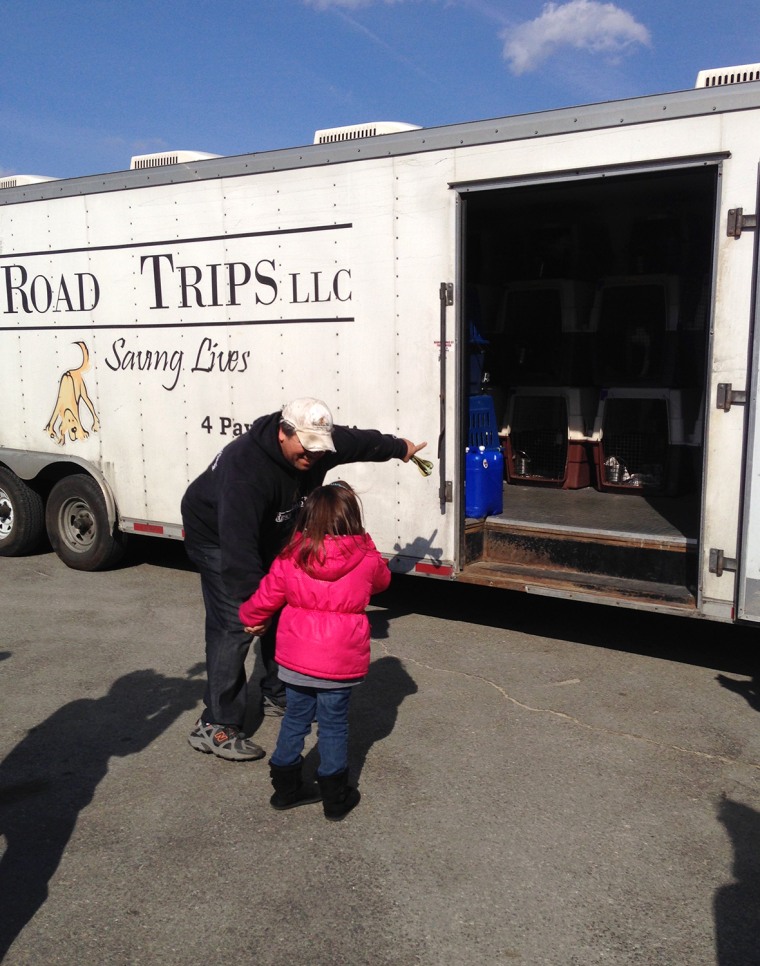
[0,466,45,557]
[45,474,126,571]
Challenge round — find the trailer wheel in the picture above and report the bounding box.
[0,466,45,557]
[45,474,125,571]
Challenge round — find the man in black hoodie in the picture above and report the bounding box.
[181,397,426,761]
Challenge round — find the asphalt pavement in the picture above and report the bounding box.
[1,537,760,966]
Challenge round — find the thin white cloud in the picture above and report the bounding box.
[501,0,651,75]
[341,11,437,80]
[304,1,436,81]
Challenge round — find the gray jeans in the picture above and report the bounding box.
[183,539,283,727]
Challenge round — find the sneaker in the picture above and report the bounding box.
[261,696,287,718]
[188,719,265,761]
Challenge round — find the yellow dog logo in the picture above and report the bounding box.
[44,341,100,445]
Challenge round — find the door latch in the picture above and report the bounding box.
[727,208,757,239]
[716,383,747,412]
[709,548,738,577]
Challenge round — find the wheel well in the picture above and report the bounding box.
[0,456,118,531]
[34,462,92,497]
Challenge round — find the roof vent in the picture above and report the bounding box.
[129,150,221,170]
[695,63,760,88]
[313,121,420,145]
[0,174,57,190]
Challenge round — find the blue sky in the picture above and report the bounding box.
[2,0,758,180]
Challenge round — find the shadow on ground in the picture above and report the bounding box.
[0,665,204,961]
[714,797,760,966]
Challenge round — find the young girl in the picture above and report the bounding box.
[239,481,391,820]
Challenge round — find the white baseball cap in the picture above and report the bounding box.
[280,397,336,452]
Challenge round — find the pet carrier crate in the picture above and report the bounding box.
[500,279,594,386]
[501,387,599,489]
[590,274,681,386]
[592,388,702,495]
[469,393,501,448]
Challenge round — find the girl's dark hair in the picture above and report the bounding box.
[284,482,365,574]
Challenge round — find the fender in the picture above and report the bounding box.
[0,447,118,531]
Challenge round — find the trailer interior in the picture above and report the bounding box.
[460,164,718,611]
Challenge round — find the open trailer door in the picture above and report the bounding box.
[736,191,760,621]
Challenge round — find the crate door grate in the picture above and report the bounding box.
[601,397,668,487]
[511,396,568,480]
[469,395,499,448]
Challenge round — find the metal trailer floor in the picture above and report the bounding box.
[488,483,700,547]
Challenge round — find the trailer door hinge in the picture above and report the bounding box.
[440,282,454,306]
[716,383,747,412]
[440,480,453,504]
[709,548,738,577]
[727,208,757,238]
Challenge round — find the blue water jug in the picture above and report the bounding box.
[465,445,504,517]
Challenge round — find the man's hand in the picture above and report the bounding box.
[401,439,428,462]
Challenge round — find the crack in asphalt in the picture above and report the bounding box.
[378,640,760,774]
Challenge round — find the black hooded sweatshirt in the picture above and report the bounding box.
[181,411,407,601]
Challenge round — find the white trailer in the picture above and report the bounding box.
[3,64,760,624]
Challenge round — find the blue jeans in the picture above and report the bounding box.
[271,684,353,777]
[182,539,284,727]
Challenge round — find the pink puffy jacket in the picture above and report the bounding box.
[238,533,391,680]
